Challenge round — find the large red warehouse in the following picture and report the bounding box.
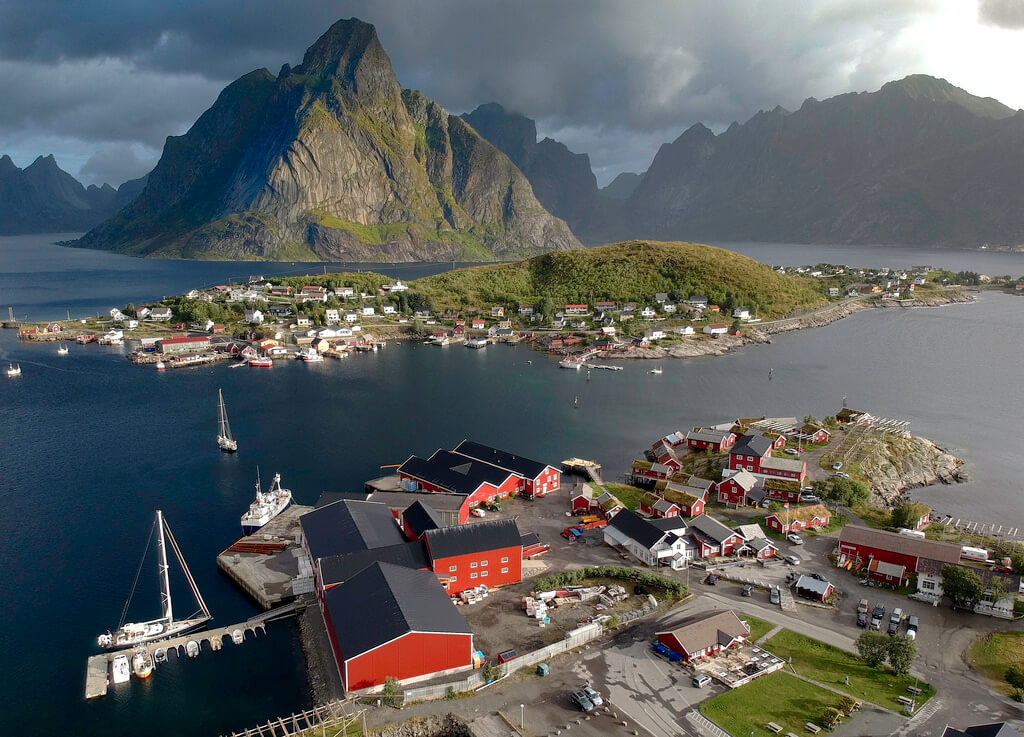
[322,562,474,691]
[838,525,960,580]
[452,440,561,498]
[398,450,520,509]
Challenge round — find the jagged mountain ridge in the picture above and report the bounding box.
[74,18,580,261]
[0,154,144,235]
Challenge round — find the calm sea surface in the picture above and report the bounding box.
[1,234,1024,736]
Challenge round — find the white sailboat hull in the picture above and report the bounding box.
[98,616,211,651]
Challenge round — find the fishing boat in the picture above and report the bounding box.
[299,348,323,362]
[231,629,244,645]
[559,357,582,369]
[240,470,292,533]
[217,389,237,453]
[96,510,212,650]
[57,344,69,356]
[111,655,131,684]
[132,648,154,678]
[155,360,165,371]
[153,647,168,663]
[6,363,21,377]
[248,356,273,368]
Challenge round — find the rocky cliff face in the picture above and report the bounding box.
[0,154,143,234]
[620,76,1024,247]
[75,19,580,261]
[858,435,965,507]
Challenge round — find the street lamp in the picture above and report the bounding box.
[520,704,525,728]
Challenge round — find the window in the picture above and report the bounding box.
[501,567,509,574]
[922,580,936,591]
[449,576,457,582]
[449,565,457,572]
[470,562,477,569]
[480,560,488,567]
[500,556,508,563]
[480,571,488,577]
[470,572,478,579]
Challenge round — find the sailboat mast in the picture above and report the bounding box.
[156,510,173,623]
[218,389,232,440]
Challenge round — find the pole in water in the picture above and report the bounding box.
[768,368,773,381]
[574,396,578,408]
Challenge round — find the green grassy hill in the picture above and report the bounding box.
[409,240,825,317]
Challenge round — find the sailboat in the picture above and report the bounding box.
[96,510,212,650]
[649,366,663,375]
[57,343,69,356]
[240,470,293,533]
[6,363,21,377]
[217,389,237,453]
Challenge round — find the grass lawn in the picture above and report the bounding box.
[852,505,892,530]
[968,631,1024,698]
[748,514,786,540]
[700,671,842,737]
[740,614,774,642]
[808,511,848,535]
[763,630,934,712]
[603,483,647,512]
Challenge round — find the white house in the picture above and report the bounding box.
[384,280,408,292]
[601,326,616,336]
[335,286,355,299]
[654,292,669,303]
[732,307,751,320]
[335,327,353,338]
[382,304,397,315]
[703,323,729,336]
[640,305,657,319]
[109,308,126,321]
[148,307,173,322]
[245,309,264,325]
[317,328,339,338]
[675,325,695,336]
[136,307,151,319]
[662,302,677,314]
[360,306,375,317]
[604,510,693,569]
[645,327,665,341]
[345,311,358,323]
[325,309,340,325]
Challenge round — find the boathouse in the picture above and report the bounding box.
[398,450,519,509]
[451,440,561,498]
[423,518,523,595]
[157,335,210,354]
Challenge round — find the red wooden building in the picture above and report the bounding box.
[323,562,474,692]
[728,434,806,484]
[837,525,961,583]
[655,610,749,663]
[765,504,831,534]
[424,518,523,595]
[687,514,744,558]
[639,493,681,518]
[451,440,561,498]
[570,483,596,514]
[717,471,760,506]
[684,428,736,451]
[398,450,519,509]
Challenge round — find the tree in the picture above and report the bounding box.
[381,676,401,707]
[856,631,890,668]
[820,707,842,729]
[1009,551,1024,576]
[891,502,928,530]
[821,478,870,507]
[123,303,137,317]
[942,565,984,609]
[1005,665,1024,701]
[886,636,916,676]
[804,415,818,425]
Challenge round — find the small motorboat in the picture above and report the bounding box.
[186,640,200,658]
[649,367,663,375]
[132,648,154,678]
[57,344,69,356]
[6,363,21,377]
[153,648,168,663]
[248,357,273,368]
[231,629,244,645]
[155,360,166,371]
[111,655,131,684]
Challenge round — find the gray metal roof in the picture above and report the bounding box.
[424,518,522,560]
[607,509,669,550]
[687,514,740,545]
[656,610,748,657]
[324,562,472,662]
[319,541,430,587]
[795,575,833,596]
[402,501,443,538]
[731,434,773,458]
[452,440,550,479]
[399,450,514,495]
[300,499,406,561]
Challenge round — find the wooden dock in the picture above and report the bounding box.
[85,620,268,700]
[561,458,603,485]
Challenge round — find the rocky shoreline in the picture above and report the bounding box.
[593,291,974,361]
[860,434,967,507]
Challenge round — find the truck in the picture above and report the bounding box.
[561,526,582,541]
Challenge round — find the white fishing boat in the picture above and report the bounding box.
[231,629,244,645]
[153,647,168,663]
[57,344,69,356]
[6,363,21,377]
[111,655,131,684]
[96,510,212,651]
[240,470,292,533]
[217,389,237,453]
[299,348,323,362]
[155,360,165,371]
[559,358,582,369]
[132,648,154,678]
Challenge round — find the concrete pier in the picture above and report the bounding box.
[216,505,312,609]
[85,620,268,700]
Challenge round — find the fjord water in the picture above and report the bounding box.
[2,235,1024,737]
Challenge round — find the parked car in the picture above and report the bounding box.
[582,686,603,707]
[906,616,919,640]
[471,507,487,518]
[832,462,843,470]
[787,533,805,545]
[888,607,904,635]
[760,499,771,508]
[769,588,781,605]
[692,674,712,688]
[870,605,886,631]
[856,599,870,627]
[570,690,595,712]
[784,554,800,565]
[835,472,851,479]
[784,448,798,455]
[742,584,753,597]
[800,494,820,503]
[705,574,718,586]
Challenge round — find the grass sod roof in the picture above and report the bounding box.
[408,241,825,316]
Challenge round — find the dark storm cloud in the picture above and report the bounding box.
[978,0,1024,28]
[79,143,158,186]
[0,1,999,183]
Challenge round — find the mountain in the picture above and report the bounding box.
[461,103,610,240]
[620,75,1024,246]
[410,240,824,317]
[75,19,580,262]
[601,172,642,200]
[0,154,143,235]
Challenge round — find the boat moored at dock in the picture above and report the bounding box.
[240,471,292,533]
[111,655,130,685]
[132,648,154,678]
[248,357,273,368]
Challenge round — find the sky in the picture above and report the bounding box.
[2,0,1023,187]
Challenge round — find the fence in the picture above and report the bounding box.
[402,605,659,704]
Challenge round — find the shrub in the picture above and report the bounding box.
[855,631,890,668]
[381,676,401,707]
[534,566,686,598]
[821,707,843,729]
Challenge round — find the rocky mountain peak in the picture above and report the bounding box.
[294,17,398,101]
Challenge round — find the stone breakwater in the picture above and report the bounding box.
[600,292,974,361]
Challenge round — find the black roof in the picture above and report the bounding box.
[316,491,369,508]
[452,440,549,479]
[957,725,1023,737]
[731,434,773,458]
[402,501,444,538]
[319,541,430,587]
[607,509,669,550]
[399,450,514,495]
[324,562,472,661]
[300,500,406,561]
[649,517,688,532]
[520,532,541,547]
[424,518,522,560]
[687,514,740,545]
